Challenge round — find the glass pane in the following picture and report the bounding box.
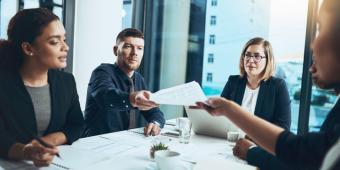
[122,0,132,28]
[53,0,63,5]
[23,0,39,9]
[0,0,17,39]
[309,87,337,131]
[53,6,63,21]
[308,0,337,132]
[202,0,309,133]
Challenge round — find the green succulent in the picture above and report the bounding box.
[150,142,169,159]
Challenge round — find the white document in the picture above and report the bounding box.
[52,145,109,169]
[194,159,256,170]
[150,81,207,105]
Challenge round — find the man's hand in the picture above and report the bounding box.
[232,138,256,160]
[130,91,158,110]
[144,123,161,136]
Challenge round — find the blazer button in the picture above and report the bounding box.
[123,100,126,103]
[110,104,113,107]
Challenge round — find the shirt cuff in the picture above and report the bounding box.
[152,121,161,127]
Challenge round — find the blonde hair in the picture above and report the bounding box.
[239,37,275,81]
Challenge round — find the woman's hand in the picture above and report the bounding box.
[23,140,59,167]
[233,138,256,160]
[192,97,234,116]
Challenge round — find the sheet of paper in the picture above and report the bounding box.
[52,145,110,169]
[194,159,256,170]
[150,81,207,105]
[72,136,118,150]
[0,159,35,170]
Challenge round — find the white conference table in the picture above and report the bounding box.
[0,120,257,170]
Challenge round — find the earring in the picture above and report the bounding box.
[29,52,33,56]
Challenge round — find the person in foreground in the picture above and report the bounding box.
[83,28,165,137]
[221,37,291,169]
[194,0,340,169]
[0,8,84,166]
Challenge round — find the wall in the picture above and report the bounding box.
[73,0,123,110]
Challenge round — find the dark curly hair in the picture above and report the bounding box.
[0,8,59,71]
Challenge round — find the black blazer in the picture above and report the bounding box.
[276,99,340,170]
[0,70,84,159]
[221,75,291,170]
[221,75,291,129]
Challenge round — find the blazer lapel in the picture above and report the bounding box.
[12,72,38,136]
[254,80,268,117]
[235,77,247,105]
[45,70,57,134]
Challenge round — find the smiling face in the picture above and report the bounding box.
[28,20,69,69]
[114,36,144,75]
[310,4,340,89]
[243,44,267,79]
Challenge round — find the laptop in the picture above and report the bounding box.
[185,106,239,139]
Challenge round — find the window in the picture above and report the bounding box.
[198,0,309,133]
[122,0,132,28]
[19,0,65,21]
[308,0,337,132]
[1,0,65,38]
[207,73,213,82]
[211,0,217,7]
[0,0,17,39]
[210,15,216,25]
[209,35,215,44]
[208,53,214,63]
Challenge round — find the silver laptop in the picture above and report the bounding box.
[185,106,239,139]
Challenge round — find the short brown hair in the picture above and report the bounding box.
[239,37,275,81]
[116,28,144,45]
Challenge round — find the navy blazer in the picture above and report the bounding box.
[0,70,84,159]
[221,75,291,170]
[83,64,165,137]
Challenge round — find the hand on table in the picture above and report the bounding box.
[232,138,256,160]
[144,123,161,136]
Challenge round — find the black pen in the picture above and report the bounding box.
[34,137,61,158]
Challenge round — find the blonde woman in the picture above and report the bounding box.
[195,0,340,169]
[221,37,291,169]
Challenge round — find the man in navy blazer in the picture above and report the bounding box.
[83,28,165,137]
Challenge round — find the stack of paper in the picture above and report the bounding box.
[150,81,206,106]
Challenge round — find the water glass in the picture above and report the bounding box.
[177,118,192,144]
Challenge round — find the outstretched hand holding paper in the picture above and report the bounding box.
[150,81,207,106]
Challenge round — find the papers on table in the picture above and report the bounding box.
[150,81,207,106]
[194,159,256,170]
[52,145,110,169]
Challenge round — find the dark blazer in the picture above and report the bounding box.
[221,75,291,170]
[83,64,165,137]
[0,69,84,159]
[276,99,340,170]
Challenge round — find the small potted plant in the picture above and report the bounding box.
[150,142,169,159]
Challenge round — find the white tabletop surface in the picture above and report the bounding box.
[0,119,256,170]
